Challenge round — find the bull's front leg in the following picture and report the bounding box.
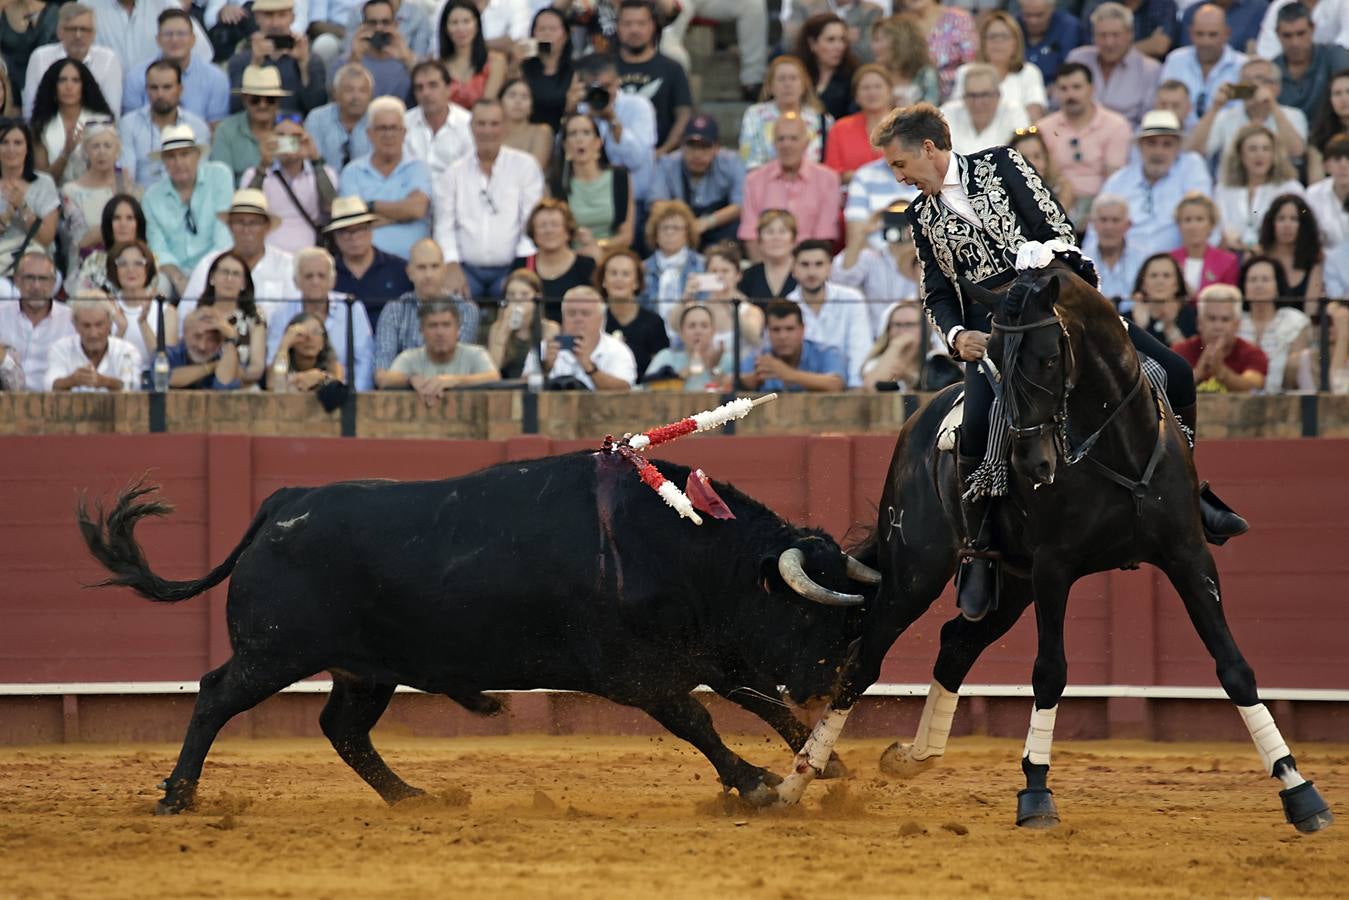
[773,705,852,805]
[641,694,784,806]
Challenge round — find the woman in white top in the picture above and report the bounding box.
[29,57,115,186]
[644,304,733,392]
[105,240,174,376]
[1215,123,1305,253]
[1236,256,1311,393]
[950,11,1046,122]
[60,126,138,286]
[0,120,59,273]
[738,55,830,170]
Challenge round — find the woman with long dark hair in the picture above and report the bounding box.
[437,0,505,109]
[1129,252,1195,346]
[268,311,344,392]
[519,7,572,133]
[1258,193,1325,304]
[0,119,59,272]
[1238,254,1311,392]
[500,78,552,169]
[30,56,113,184]
[793,13,857,122]
[197,250,266,387]
[550,113,633,259]
[70,193,161,295]
[1306,69,1349,182]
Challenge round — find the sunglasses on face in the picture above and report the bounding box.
[246,95,279,107]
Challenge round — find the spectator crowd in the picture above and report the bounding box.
[0,0,1345,398]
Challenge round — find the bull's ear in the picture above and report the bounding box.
[757,554,780,593]
[958,276,1001,312]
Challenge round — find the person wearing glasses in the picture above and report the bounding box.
[338,95,432,262]
[322,196,413,324]
[22,3,120,121]
[103,239,172,376]
[120,8,230,124]
[226,0,326,116]
[1036,62,1132,225]
[937,63,1029,155]
[951,12,1047,123]
[240,114,337,255]
[0,249,74,390]
[303,62,373,171]
[213,65,292,184]
[118,59,213,188]
[143,124,234,296]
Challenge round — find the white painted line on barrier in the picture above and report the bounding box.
[1,682,1346,702]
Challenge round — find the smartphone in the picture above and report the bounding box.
[271,33,295,50]
[1229,82,1256,100]
[882,204,912,244]
[688,273,725,293]
[519,37,539,57]
[274,134,300,155]
[556,335,577,351]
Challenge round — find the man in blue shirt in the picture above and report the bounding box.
[649,115,744,249]
[1178,0,1264,52]
[1081,0,1180,59]
[122,8,230,123]
[119,60,212,188]
[167,307,242,390]
[1080,194,1147,307]
[323,196,413,325]
[338,0,413,103]
[1272,3,1349,122]
[304,63,374,171]
[1158,4,1247,125]
[338,95,432,260]
[739,301,845,392]
[1019,0,1085,84]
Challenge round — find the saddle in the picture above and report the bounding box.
[936,391,965,453]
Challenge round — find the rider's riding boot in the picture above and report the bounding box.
[956,453,1000,622]
[1175,403,1249,545]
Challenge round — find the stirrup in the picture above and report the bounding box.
[955,548,1001,623]
[1199,481,1249,546]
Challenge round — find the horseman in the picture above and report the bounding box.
[871,103,1247,622]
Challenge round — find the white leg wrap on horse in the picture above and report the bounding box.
[775,708,851,805]
[1022,705,1058,767]
[910,681,960,761]
[1239,704,1299,781]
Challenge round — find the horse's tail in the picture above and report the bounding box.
[76,476,286,603]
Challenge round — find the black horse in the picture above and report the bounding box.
[770,260,1333,834]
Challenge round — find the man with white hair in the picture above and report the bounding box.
[304,63,374,170]
[339,95,432,260]
[1065,3,1162,127]
[1173,284,1268,393]
[527,285,636,391]
[266,247,375,390]
[938,64,1030,155]
[1081,194,1146,306]
[23,3,122,119]
[0,251,75,391]
[45,299,143,392]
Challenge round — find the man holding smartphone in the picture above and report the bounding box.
[227,0,328,115]
[1188,56,1308,165]
[529,286,635,391]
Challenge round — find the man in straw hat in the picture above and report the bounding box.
[214,65,293,183]
[143,123,235,295]
[321,195,413,324]
[182,188,298,307]
[226,0,327,115]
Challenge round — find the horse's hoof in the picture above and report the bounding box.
[878,742,937,779]
[820,752,850,780]
[739,780,780,809]
[1281,781,1334,833]
[1016,787,1059,828]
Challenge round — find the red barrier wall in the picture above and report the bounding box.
[2,434,1348,743]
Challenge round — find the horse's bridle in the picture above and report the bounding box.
[991,312,1074,452]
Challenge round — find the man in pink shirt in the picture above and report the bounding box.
[1037,61,1133,221]
[738,112,841,261]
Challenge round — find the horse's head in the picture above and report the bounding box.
[961,268,1074,486]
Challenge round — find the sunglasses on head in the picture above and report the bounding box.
[275,112,303,125]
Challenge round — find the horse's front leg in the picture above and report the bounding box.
[1160,544,1334,833]
[1013,561,1073,828]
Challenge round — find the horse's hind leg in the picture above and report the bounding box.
[880,576,1034,779]
[1161,550,1334,833]
[320,676,425,805]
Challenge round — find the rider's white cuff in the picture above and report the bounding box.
[946,326,965,353]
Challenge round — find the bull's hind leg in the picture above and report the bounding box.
[880,577,1034,778]
[1162,550,1334,833]
[159,657,315,814]
[641,694,784,807]
[320,677,424,805]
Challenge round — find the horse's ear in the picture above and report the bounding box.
[1040,274,1061,308]
[958,276,1000,312]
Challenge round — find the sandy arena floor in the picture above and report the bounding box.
[0,735,1346,899]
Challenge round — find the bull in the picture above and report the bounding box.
[77,451,881,813]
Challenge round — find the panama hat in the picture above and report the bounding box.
[322,196,378,233]
[216,188,282,230]
[1136,109,1182,140]
[251,0,294,10]
[234,65,292,98]
[149,123,209,159]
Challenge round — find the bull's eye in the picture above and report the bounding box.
[1042,357,1058,369]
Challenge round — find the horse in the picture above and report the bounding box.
[768,258,1334,833]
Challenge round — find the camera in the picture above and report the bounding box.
[1228,82,1256,100]
[555,335,577,351]
[270,33,295,50]
[882,201,912,244]
[585,82,610,111]
[368,30,392,51]
[274,134,300,155]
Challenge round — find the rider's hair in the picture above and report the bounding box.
[870,102,951,152]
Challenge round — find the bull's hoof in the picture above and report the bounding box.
[154,799,183,816]
[1015,787,1059,829]
[386,786,428,806]
[820,752,849,780]
[155,777,195,815]
[878,741,938,779]
[1281,781,1334,833]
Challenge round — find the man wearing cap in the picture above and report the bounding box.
[339,96,433,262]
[227,0,327,116]
[240,116,338,255]
[144,125,235,295]
[23,3,122,119]
[649,114,745,250]
[119,59,213,188]
[304,63,374,171]
[121,8,231,123]
[1095,109,1213,258]
[214,65,293,184]
[323,196,414,324]
[182,189,299,306]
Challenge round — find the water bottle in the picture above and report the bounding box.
[152,350,170,393]
[527,371,543,392]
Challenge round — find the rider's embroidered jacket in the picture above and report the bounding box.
[907,146,1076,348]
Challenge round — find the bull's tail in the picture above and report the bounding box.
[77,475,282,603]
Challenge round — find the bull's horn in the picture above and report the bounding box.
[845,555,882,584]
[778,549,865,607]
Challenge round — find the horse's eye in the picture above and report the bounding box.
[1042,357,1057,369]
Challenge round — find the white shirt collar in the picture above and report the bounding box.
[941,153,961,190]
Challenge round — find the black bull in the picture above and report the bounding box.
[78,451,882,813]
